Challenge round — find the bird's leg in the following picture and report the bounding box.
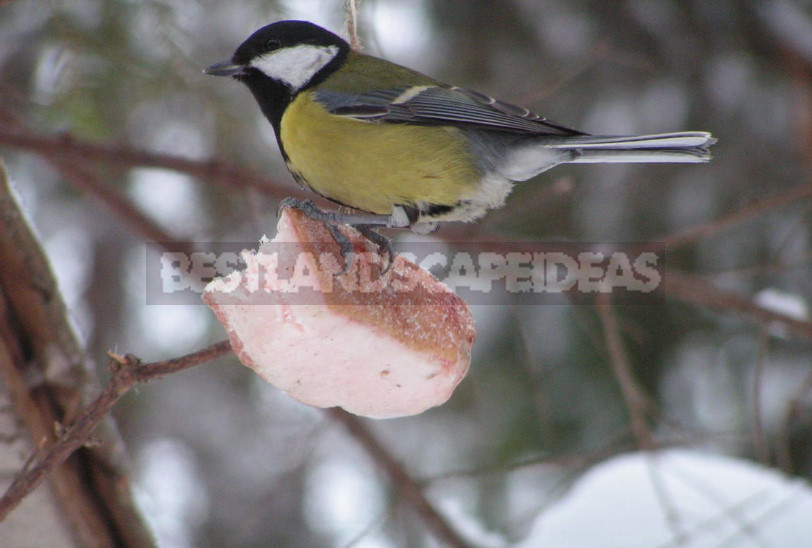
[356,225,395,274]
[278,198,399,275]
[278,197,392,226]
[320,221,355,276]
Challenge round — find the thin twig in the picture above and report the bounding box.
[0,340,232,523]
[698,255,812,280]
[775,367,812,474]
[665,269,812,340]
[427,433,647,483]
[644,455,688,544]
[595,292,654,450]
[660,181,812,251]
[51,155,194,254]
[0,339,475,548]
[3,114,471,545]
[345,0,362,51]
[0,119,199,254]
[0,128,288,197]
[751,328,771,465]
[517,41,613,104]
[327,408,470,548]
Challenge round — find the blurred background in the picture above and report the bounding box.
[1,0,812,546]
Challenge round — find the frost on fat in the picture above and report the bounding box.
[203,208,476,418]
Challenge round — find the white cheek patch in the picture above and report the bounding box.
[250,44,339,91]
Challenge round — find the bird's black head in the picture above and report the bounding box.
[231,21,349,71]
[205,21,350,130]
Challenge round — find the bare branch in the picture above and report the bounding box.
[2,338,475,548]
[775,367,812,474]
[0,158,159,546]
[327,408,471,548]
[0,118,202,254]
[665,269,812,340]
[345,0,362,51]
[751,329,771,465]
[52,155,193,253]
[0,128,288,197]
[660,181,812,251]
[595,293,655,450]
[0,340,233,523]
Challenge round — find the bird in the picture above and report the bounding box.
[205,20,715,272]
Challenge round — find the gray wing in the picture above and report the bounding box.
[313,85,585,136]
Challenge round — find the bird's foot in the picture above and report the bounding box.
[278,198,395,275]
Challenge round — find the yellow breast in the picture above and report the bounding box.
[279,91,481,215]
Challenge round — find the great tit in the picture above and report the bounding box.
[206,20,715,259]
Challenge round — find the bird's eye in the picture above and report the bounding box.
[265,38,282,50]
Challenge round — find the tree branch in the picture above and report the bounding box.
[51,154,194,254]
[0,157,157,546]
[595,293,655,450]
[665,269,812,340]
[0,117,199,254]
[1,124,475,546]
[775,366,812,474]
[660,180,812,250]
[327,408,471,548]
[751,328,771,465]
[344,0,362,51]
[1,337,473,548]
[0,340,233,523]
[0,128,288,197]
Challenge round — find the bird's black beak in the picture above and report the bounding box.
[204,61,245,77]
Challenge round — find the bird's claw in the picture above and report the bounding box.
[277,197,395,276]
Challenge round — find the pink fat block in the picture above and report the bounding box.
[203,208,476,418]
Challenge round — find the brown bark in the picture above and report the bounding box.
[0,160,155,547]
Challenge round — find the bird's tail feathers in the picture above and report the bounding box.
[556,131,716,164]
[499,131,716,181]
